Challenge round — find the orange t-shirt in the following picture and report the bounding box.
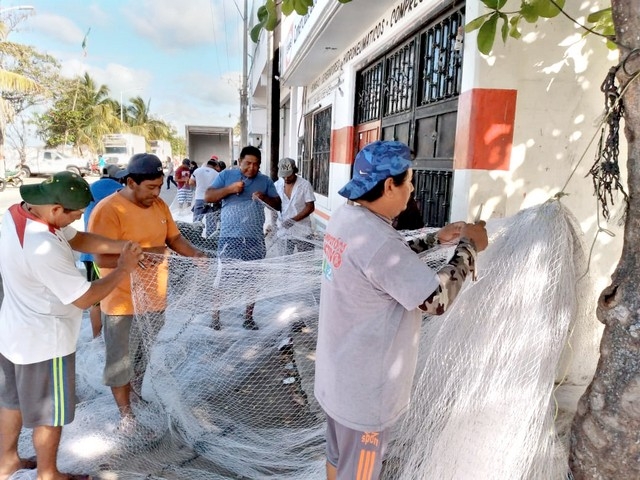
[88,192,180,315]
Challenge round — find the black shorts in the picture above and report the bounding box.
[83,260,100,282]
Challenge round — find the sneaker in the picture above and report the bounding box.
[242,317,259,330]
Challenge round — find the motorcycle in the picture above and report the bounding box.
[0,170,25,192]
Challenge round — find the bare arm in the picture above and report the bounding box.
[68,231,131,255]
[292,201,315,222]
[166,234,206,257]
[72,242,142,310]
[94,245,167,269]
[205,182,244,203]
[405,221,465,254]
[253,191,282,211]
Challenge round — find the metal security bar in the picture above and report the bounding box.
[310,107,331,196]
[355,61,384,124]
[413,168,452,227]
[383,39,416,117]
[418,8,464,105]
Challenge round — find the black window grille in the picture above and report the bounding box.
[355,61,384,124]
[418,9,464,105]
[301,107,332,196]
[383,39,416,117]
[413,169,452,227]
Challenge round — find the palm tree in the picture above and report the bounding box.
[0,20,43,170]
[70,73,120,153]
[126,95,171,141]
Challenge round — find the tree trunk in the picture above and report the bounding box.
[570,1,640,478]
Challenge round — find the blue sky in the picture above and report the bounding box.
[10,0,245,139]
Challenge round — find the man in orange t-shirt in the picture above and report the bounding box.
[89,153,205,426]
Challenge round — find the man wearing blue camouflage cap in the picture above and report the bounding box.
[314,140,488,480]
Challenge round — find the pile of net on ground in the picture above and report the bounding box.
[12,200,599,479]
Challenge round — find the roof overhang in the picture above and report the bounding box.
[280,0,390,86]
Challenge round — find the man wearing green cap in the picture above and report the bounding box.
[0,171,145,480]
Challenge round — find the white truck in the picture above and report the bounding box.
[17,149,90,178]
[150,139,172,165]
[102,133,147,167]
[185,125,233,166]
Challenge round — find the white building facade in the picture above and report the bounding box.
[249,0,622,300]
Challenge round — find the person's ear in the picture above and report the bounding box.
[50,205,63,215]
[384,177,396,196]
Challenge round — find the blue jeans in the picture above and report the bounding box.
[193,199,220,237]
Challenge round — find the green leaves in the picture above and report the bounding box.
[586,7,615,46]
[529,0,565,18]
[477,13,498,55]
[481,0,508,9]
[251,0,352,43]
[466,0,567,55]
[250,1,276,43]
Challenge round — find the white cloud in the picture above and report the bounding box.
[56,57,152,100]
[122,0,227,50]
[181,70,240,108]
[91,63,153,98]
[87,4,110,26]
[27,13,84,45]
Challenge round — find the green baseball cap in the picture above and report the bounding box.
[20,171,93,210]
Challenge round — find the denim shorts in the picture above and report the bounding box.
[218,237,266,262]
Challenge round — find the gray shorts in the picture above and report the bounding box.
[0,351,76,428]
[103,313,164,388]
[325,414,389,480]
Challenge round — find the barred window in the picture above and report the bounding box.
[383,39,416,117]
[300,107,332,196]
[355,61,384,124]
[418,9,464,105]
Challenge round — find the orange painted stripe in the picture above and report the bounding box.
[454,88,517,171]
[330,126,355,164]
[313,209,330,221]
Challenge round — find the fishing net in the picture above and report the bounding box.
[11,200,598,479]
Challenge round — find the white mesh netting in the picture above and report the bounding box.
[12,199,598,479]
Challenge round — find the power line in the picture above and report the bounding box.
[209,0,223,77]
[222,0,231,73]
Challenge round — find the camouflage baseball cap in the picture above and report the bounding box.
[20,171,93,210]
[338,141,413,200]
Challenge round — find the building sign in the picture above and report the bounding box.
[308,0,428,95]
[282,5,314,73]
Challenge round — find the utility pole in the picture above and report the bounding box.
[240,0,249,148]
